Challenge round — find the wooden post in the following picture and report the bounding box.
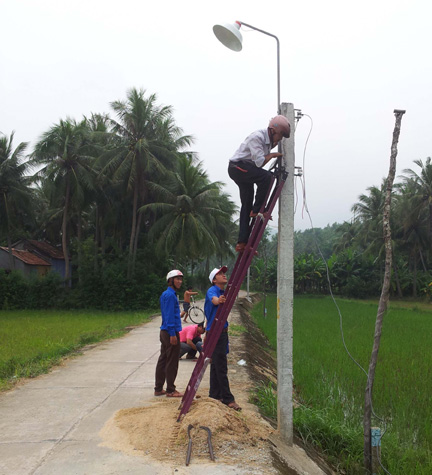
[363,109,405,472]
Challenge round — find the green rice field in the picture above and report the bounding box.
[0,309,155,390]
[251,295,432,474]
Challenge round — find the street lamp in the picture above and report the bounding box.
[213,21,281,113]
[213,20,294,445]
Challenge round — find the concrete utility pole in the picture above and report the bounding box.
[277,102,295,444]
[212,20,295,446]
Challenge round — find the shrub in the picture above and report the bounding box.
[0,270,29,309]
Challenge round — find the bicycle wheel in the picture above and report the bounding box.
[187,306,205,324]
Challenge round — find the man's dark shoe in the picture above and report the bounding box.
[154,390,166,396]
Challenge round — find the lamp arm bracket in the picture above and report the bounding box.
[237,21,280,45]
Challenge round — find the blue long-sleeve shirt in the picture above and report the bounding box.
[160,287,182,336]
[204,285,227,332]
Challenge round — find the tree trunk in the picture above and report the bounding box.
[100,222,106,268]
[3,193,15,270]
[364,110,405,473]
[131,210,143,276]
[205,256,210,280]
[62,175,71,284]
[77,212,82,285]
[412,256,417,298]
[94,206,99,273]
[7,233,14,271]
[127,184,138,279]
[419,248,427,272]
[429,201,432,247]
[392,261,403,298]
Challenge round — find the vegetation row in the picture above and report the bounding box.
[2,85,432,309]
[251,294,432,474]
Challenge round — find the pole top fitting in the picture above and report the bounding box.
[394,109,406,115]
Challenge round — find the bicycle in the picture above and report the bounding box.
[186,296,205,324]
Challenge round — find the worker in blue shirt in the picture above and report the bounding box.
[154,269,184,397]
[204,266,241,411]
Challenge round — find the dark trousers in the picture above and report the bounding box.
[154,330,180,393]
[209,331,234,404]
[179,337,202,359]
[228,162,272,243]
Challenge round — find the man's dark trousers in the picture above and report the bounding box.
[179,337,202,359]
[209,331,234,404]
[155,330,180,393]
[228,162,272,243]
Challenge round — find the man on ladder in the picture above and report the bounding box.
[228,115,291,252]
[177,118,290,421]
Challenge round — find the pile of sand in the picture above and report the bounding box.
[99,396,274,465]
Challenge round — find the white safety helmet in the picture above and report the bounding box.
[209,266,228,283]
[166,269,184,282]
[268,115,291,138]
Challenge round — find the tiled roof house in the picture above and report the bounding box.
[0,247,51,277]
[12,239,69,280]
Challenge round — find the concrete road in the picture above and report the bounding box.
[0,314,249,475]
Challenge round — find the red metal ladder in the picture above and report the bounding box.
[177,160,288,421]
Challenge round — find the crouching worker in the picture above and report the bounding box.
[154,269,184,398]
[204,266,241,411]
[179,323,205,360]
[228,115,290,252]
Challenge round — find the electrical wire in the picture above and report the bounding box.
[293,110,306,216]
[294,170,299,215]
[295,113,392,475]
[299,113,313,220]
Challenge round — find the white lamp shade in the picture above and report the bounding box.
[213,22,243,52]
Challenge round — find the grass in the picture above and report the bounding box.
[229,323,247,336]
[251,294,432,474]
[250,381,277,419]
[0,309,156,390]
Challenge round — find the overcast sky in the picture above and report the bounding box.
[2,0,431,231]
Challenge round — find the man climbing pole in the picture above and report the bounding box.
[228,115,290,252]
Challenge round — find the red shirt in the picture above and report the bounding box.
[179,324,199,343]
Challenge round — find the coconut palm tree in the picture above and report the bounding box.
[333,220,361,252]
[392,182,428,297]
[402,157,432,248]
[100,88,193,277]
[0,132,32,268]
[32,118,96,282]
[81,113,115,272]
[351,181,386,254]
[140,154,232,266]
